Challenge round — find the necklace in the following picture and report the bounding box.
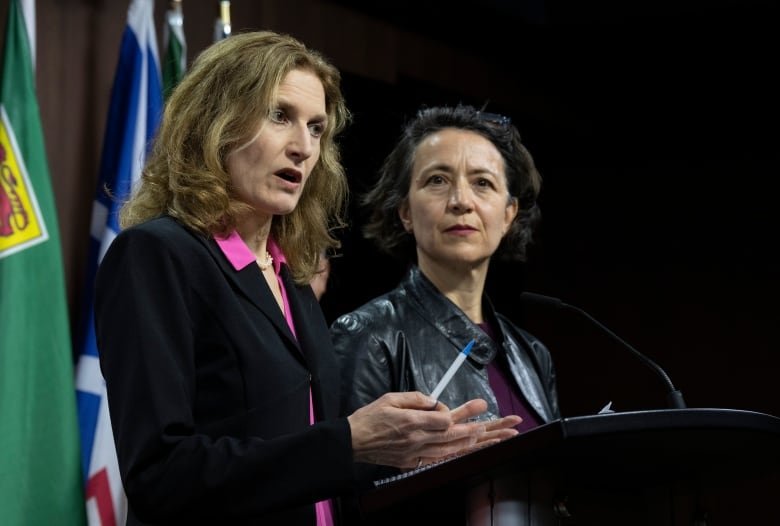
[257,251,273,271]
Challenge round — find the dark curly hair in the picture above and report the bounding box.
[361,104,542,263]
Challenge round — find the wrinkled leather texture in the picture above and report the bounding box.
[331,266,560,424]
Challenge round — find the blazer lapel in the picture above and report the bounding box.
[282,265,339,421]
[200,236,300,351]
[281,266,325,367]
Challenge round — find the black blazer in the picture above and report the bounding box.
[95,216,356,525]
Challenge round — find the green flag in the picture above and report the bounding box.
[0,1,86,524]
[162,0,186,101]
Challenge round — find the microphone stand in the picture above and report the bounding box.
[521,292,687,409]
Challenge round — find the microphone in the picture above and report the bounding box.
[520,291,687,409]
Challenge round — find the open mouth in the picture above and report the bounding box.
[276,169,302,183]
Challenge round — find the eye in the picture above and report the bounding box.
[309,122,325,138]
[425,174,448,186]
[474,177,496,189]
[269,109,287,124]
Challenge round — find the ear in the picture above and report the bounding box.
[503,197,519,235]
[398,199,413,232]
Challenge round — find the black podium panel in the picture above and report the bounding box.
[359,409,780,525]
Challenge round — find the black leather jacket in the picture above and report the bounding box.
[331,266,560,424]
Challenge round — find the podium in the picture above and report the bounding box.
[357,408,780,525]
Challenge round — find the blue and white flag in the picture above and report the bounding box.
[74,1,162,525]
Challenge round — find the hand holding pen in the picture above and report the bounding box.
[413,339,522,469]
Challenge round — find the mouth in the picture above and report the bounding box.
[446,224,476,232]
[275,168,303,184]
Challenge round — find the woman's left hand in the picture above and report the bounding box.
[412,403,521,469]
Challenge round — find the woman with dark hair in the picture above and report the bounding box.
[332,104,561,468]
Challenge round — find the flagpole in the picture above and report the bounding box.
[74,2,163,525]
[162,0,187,100]
[214,1,231,42]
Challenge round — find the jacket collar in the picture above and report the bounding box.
[401,266,500,365]
[199,233,300,351]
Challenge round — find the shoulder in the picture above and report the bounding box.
[101,217,209,278]
[110,217,204,256]
[330,292,400,335]
[117,216,195,243]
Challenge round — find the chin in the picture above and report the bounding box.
[270,197,302,216]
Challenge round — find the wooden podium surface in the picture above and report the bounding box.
[359,408,780,524]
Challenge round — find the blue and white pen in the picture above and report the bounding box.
[429,340,475,404]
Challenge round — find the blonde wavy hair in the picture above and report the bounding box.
[120,30,351,284]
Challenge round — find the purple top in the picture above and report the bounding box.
[479,323,540,433]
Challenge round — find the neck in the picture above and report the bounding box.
[235,222,275,272]
[237,220,272,258]
[417,259,487,322]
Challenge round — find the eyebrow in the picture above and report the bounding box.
[420,163,500,177]
[275,99,328,125]
[420,162,454,173]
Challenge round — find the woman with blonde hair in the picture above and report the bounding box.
[95,33,516,526]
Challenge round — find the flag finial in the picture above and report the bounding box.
[214,1,231,42]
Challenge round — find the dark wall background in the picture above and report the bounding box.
[322,19,780,419]
[1,0,778,421]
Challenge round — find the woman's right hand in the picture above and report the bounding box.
[347,391,492,469]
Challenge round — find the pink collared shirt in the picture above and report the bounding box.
[215,231,335,526]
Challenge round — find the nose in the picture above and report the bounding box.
[448,179,474,213]
[287,124,314,162]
